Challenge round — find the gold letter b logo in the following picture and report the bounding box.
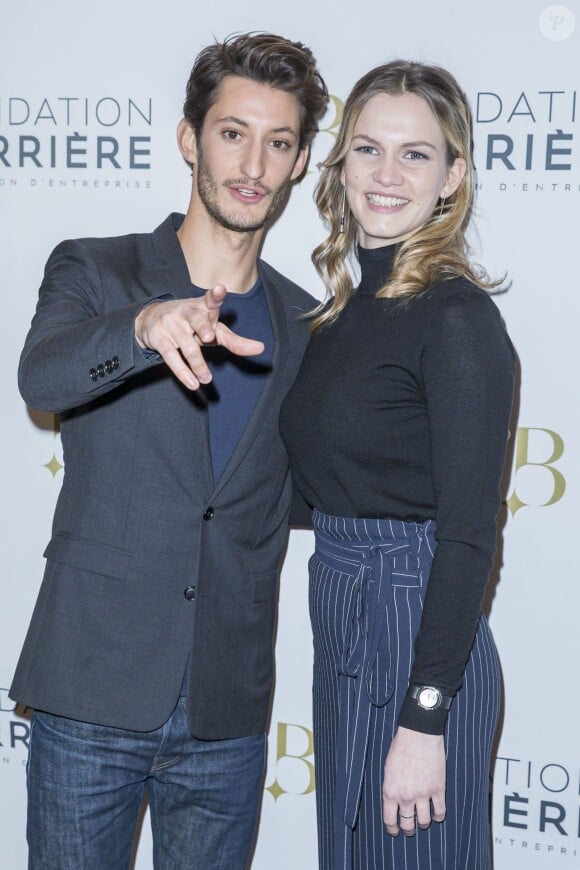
[507,427,565,516]
[265,722,315,801]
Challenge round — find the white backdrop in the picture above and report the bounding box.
[1,1,578,867]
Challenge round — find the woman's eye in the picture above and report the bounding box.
[406,150,428,160]
[354,145,378,155]
[223,129,242,140]
[272,139,290,150]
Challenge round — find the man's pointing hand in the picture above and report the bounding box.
[135,283,265,390]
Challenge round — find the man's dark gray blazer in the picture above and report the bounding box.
[11,213,314,740]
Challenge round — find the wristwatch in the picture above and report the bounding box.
[408,684,453,711]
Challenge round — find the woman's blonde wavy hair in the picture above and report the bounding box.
[311,60,497,332]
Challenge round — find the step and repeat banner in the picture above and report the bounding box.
[1,1,577,867]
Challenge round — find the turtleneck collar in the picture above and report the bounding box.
[357,243,398,296]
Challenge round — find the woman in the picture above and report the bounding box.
[279,61,515,869]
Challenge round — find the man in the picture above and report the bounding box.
[11,33,328,869]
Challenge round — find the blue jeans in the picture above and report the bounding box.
[26,696,266,869]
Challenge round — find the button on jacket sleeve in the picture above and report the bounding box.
[18,239,166,413]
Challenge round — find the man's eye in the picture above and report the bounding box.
[272,139,290,150]
[223,129,241,140]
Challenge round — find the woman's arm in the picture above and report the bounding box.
[383,284,515,834]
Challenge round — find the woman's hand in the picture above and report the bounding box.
[382,726,446,837]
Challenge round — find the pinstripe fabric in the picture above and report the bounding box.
[309,511,500,870]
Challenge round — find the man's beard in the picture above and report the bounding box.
[195,147,291,233]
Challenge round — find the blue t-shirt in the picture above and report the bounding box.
[195,277,274,482]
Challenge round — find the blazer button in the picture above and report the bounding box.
[203,507,214,521]
[112,356,119,369]
[104,359,114,374]
[97,363,106,378]
[184,586,196,601]
[89,368,98,381]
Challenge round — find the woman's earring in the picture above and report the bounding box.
[438,197,446,218]
[339,186,346,233]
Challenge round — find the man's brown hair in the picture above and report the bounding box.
[183,32,328,149]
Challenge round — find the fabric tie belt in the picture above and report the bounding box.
[314,530,424,864]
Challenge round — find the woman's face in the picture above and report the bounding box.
[342,92,466,249]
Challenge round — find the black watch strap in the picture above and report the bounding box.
[408,684,453,711]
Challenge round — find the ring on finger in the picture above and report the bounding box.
[399,813,415,819]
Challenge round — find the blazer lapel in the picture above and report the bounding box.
[143,213,194,299]
[145,215,291,499]
[145,213,214,488]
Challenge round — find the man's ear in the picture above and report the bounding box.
[290,145,310,181]
[177,118,198,166]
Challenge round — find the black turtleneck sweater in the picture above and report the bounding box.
[280,244,515,733]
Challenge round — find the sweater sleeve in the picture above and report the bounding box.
[397,286,515,734]
[288,484,314,527]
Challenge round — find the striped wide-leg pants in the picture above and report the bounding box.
[309,511,500,870]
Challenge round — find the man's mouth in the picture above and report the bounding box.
[229,183,269,203]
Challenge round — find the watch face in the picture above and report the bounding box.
[418,687,441,710]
